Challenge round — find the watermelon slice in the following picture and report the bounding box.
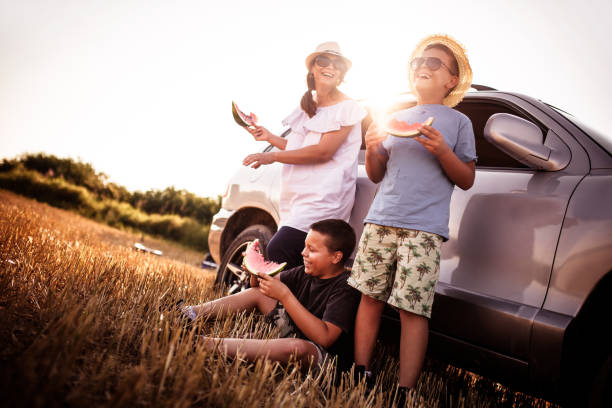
[232,101,258,127]
[385,116,434,137]
[243,239,286,277]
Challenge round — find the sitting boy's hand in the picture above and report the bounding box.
[241,252,260,287]
[364,123,388,150]
[257,273,290,302]
[249,273,260,288]
[416,125,452,158]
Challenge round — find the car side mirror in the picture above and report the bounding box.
[484,113,570,171]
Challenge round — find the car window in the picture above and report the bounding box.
[455,101,533,169]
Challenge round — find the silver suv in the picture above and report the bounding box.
[208,88,612,405]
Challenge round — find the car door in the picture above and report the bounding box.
[429,94,590,379]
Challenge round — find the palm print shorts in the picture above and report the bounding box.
[347,223,442,318]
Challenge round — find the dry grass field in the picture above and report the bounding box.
[0,190,559,407]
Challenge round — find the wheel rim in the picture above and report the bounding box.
[222,241,251,294]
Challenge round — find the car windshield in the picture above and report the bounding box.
[549,105,612,155]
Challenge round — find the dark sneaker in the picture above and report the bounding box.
[353,365,375,391]
[392,386,412,407]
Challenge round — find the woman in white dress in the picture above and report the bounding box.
[242,41,367,268]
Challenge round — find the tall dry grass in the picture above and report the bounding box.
[0,190,558,407]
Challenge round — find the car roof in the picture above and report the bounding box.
[358,87,612,158]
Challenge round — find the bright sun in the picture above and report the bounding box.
[342,51,414,123]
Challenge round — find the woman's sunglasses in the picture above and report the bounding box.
[314,55,346,71]
[410,57,457,76]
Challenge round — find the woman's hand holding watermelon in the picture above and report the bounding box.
[242,124,288,157]
[245,125,272,143]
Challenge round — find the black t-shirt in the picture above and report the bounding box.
[275,266,361,369]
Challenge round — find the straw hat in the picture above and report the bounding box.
[305,41,352,71]
[409,34,472,107]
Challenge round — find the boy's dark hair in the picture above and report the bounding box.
[425,43,459,76]
[310,219,356,265]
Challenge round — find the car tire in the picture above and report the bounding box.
[588,353,612,408]
[215,224,273,294]
[561,272,612,407]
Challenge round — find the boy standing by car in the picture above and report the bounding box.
[347,34,477,399]
[182,219,361,371]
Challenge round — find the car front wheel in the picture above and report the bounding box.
[215,224,273,294]
[589,353,612,408]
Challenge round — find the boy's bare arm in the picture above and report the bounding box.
[417,125,476,190]
[281,293,342,348]
[438,154,475,190]
[257,274,342,348]
[364,123,389,183]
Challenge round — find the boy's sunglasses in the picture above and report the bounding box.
[314,55,346,71]
[410,57,457,75]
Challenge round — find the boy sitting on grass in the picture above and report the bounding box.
[181,219,361,370]
[348,34,477,400]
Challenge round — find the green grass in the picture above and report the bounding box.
[0,168,211,252]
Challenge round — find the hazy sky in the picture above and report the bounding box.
[1,0,611,198]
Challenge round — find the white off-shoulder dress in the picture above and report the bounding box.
[279,100,367,232]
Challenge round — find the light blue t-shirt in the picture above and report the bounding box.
[364,104,477,240]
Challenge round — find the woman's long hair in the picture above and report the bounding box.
[300,61,346,118]
[300,72,318,118]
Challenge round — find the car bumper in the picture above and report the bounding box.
[207,208,234,264]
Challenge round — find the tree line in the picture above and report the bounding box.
[0,153,220,224]
[0,153,221,252]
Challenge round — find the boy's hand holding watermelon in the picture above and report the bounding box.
[364,122,389,150]
[256,273,291,302]
[415,123,453,158]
